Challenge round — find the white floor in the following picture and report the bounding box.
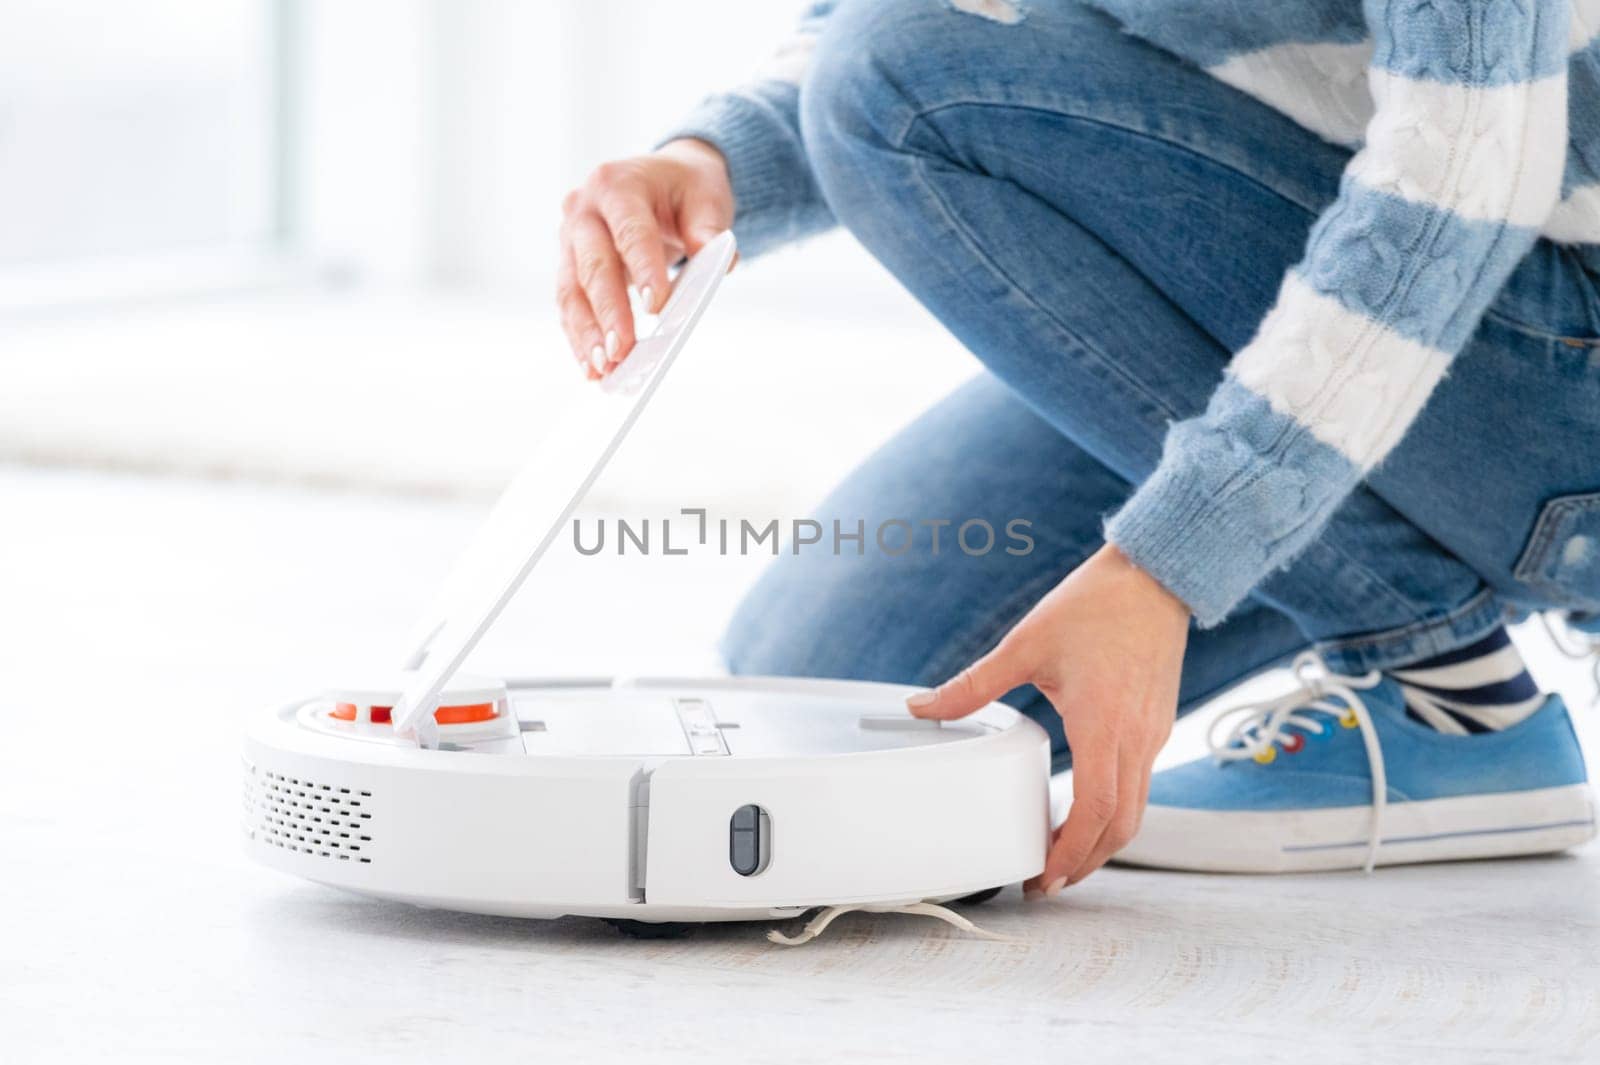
[5,467,1600,1064]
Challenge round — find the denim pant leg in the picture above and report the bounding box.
[792,0,1506,672]
[721,373,1312,771]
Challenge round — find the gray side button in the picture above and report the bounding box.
[729,804,770,876]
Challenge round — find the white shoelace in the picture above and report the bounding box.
[1207,652,1388,872]
[1539,613,1600,706]
[766,901,1019,946]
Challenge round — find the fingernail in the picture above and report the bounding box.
[605,330,619,358]
[1044,877,1067,898]
[589,345,606,372]
[905,690,937,708]
[640,285,654,310]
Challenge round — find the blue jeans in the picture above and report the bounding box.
[721,0,1600,769]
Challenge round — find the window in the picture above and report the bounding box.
[0,0,282,270]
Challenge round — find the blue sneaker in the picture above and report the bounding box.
[1118,654,1597,873]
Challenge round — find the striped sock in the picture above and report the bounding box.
[1387,629,1544,734]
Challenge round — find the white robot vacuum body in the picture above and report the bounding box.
[243,233,1050,926]
[244,675,1049,922]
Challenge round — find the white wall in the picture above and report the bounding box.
[0,0,274,266]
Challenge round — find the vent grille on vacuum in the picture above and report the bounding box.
[243,763,375,863]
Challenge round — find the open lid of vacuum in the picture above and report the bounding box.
[390,231,738,740]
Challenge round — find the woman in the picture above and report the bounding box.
[556,0,1600,894]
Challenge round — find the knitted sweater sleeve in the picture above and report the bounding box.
[1107,0,1571,625]
[659,2,839,257]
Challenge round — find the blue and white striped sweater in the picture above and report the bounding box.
[668,0,1584,624]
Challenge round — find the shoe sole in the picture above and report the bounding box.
[1114,783,1598,873]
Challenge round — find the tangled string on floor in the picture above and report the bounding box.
[766,901,1020,946]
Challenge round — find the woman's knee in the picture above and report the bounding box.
[799,0,980,221]
[799,0,1121,239]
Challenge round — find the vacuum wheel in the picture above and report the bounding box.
[953,886,1003,906]
[603,918,697,939]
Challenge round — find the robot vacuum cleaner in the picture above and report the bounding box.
[242,233,1051,935]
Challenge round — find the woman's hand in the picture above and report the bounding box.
[907,543,1190,894]
[557,138,734,379]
